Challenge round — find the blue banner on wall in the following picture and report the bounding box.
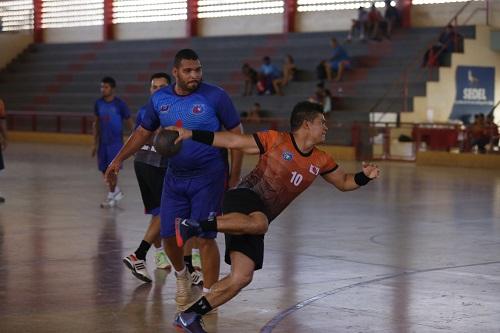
[450,66,495,124]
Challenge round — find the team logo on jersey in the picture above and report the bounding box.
[309,164,320,175]
[192,104,204,115]
[282,151,293,161]
[159,104,170,113]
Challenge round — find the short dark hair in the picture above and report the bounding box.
[290,101,324,132]
[150,72,171,84]
[101,76,116,88]
[174,49,199,68]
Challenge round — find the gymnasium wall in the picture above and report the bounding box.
[0,32,33,70]
[411,1,489,27]
[402,25,500,124]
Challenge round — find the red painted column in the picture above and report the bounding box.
[187,0,199,37]
[398,0,412,28]
[103,0,114,40]
[33,0,43,43]
[284,0,297,33]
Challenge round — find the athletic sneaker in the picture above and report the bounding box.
[192,250,202,270]
[191,270,203,286]
[173,312,207,333]
[175,218,202,247]
[123,254,152,283]
[100,190,124,208]
[154,250,171,269]
[175,269,193,311]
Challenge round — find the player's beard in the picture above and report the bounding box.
[178,77,201,93]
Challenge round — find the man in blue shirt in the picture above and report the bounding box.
[92,76,133,208]
[104,49,243,311]
[324,37,351,82]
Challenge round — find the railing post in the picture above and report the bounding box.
[383,124,391,159]
[351,122,361,161]
[414,124,420,156]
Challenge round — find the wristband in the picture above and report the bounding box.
[191,130,214,146]
[354,171,371,186]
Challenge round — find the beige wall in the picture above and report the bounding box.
[297,10,356,33]
[411,2,488,27]
[402,25,500,124]
[490,0,500,28]
[44,26,102,44]
[0,32,33,70]
[115,21,185,40]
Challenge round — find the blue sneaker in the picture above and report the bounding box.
[175,218,202,247]
[173,312,207,333]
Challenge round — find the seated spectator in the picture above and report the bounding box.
[324,38,351,82]
[384,0,400,39]
[439,24,464,53]
[242,63,258,96]
[272,54,297,96]
[347,7,368,41]
[485,114,499,150]
[247,102,262,122]
[309,82,332,114]
[367,3,383,40]
[258,56,280,95]
[469,113,489,154]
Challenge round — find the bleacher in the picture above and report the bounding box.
[0,26,475,137]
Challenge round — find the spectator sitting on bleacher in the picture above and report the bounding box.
[308,82,332,115]
[347,7,368,42]
[272,55,297,96]
[324,38,351,82]
[242,63,258,96]
[258,56,280,95]
[422,24,464,67]
[384,0,400,39]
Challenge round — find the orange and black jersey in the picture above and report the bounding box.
[238,130,338,222]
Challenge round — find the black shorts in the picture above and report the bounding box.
[134,161,166,216]
[222,188,267,271]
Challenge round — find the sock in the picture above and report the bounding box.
[202,287,211,294]
[200,216,217,232]
[134,240,151,260]
[184,255,194,273]
[175,266,186,277]
[155,244,164,252]
[113,186,120,194]
[185,296,213,315]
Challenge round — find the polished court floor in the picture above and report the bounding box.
[0,142,499,333]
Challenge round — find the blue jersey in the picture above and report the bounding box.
[140,82,240,177]
[94,97,131,145]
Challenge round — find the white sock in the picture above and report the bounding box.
[155,246,164,252]
[192,248,200,255]
[202,287,211,294]
[175,266,186,277]
[113,186,120,194]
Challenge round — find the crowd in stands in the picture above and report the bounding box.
[422,24,464,67]
[347,1,400,42]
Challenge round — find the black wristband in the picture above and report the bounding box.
[192,130,214,146]
[354,171,372,186]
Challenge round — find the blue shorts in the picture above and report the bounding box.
[160,170,226,238]
[97,143,123,173]
[330,60,351,71]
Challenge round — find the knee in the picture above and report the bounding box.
[231,273,253,290]
[197,237,216,249]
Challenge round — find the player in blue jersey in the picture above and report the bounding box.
[123,72,173,283]
[104,49,243,310]
[92,76,133,208]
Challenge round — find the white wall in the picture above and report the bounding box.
[490,0,500,28]
[0,31,33,70]
[198,14,283,37]
[44,26,102,44]
[115,21,185,40]
[297,10,357,33]
[402,25,500,124]
[411,2,488,27]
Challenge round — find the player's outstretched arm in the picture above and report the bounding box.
[104,126,153,185]
[323,162,380,191]
[167,126,260,154]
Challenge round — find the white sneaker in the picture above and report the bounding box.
[100,193,116,208]
[175,269,193,311]
[123,254,152,283]
[113,190,124,202]
[154,250,172,269]
[191,270,203,286]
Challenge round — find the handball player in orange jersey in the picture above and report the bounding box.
[169,101,380,332]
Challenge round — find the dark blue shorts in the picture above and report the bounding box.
[97,143,123,173]
[160,170,226,238]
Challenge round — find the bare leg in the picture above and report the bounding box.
[163,236,185,271]
[198,238,220,289]
[204,251,255,308]
[335,62,345,81]
[273,79,284,96]
[325,62,333,81]
[216,212,268,235]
